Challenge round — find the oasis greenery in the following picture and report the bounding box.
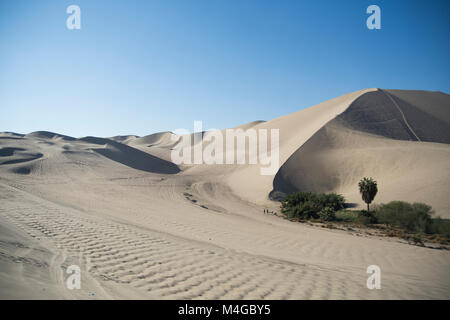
[281,192,345,220]
[279,178,449,242]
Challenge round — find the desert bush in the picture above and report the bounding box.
[428,218,450,238]
[374,201,433,233]
[318,207,336,221]
[283,201,321,220]
[281,192,344,221]
[357,210,378,225]
[317,193,346,211]
[334,210,359,222]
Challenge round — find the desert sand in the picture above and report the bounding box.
[1,88,449,299]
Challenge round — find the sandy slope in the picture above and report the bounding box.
[272,89,450,216]
[0,88,449,299]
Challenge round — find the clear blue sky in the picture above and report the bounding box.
[1,0,449,137]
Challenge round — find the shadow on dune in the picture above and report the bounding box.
[0,153,43,165]
[11,166,32,175]
[0,137,23,140]
[0,147,26,157]
[78,136,180,174]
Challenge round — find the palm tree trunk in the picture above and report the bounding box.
[367,203,370,212]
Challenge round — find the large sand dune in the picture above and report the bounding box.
[1,88,449,299]
[271,89,450,216]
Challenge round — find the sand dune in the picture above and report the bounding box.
[271,89,450,217]
[79,136,180,174]
[26,131,76,141]
[109,135,139,144]
[223,88,377,204]
[0,132,24,138]
[1,88,449,299]
[129,132,176,147]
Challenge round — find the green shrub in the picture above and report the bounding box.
[334,210,377,225]
[374,201,433,233]
[334,210,359,222]
[320,193,346,211]
[357,210,378,224]
[284,201,321,220]
[318,207,336,221]
[428,218,450,238]
[281,192,344,221]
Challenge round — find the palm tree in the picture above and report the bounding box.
[358,177,378,212]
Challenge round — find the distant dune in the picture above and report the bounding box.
[109,135,140,144]
[25,131,76,141]
[129,132,177,148]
